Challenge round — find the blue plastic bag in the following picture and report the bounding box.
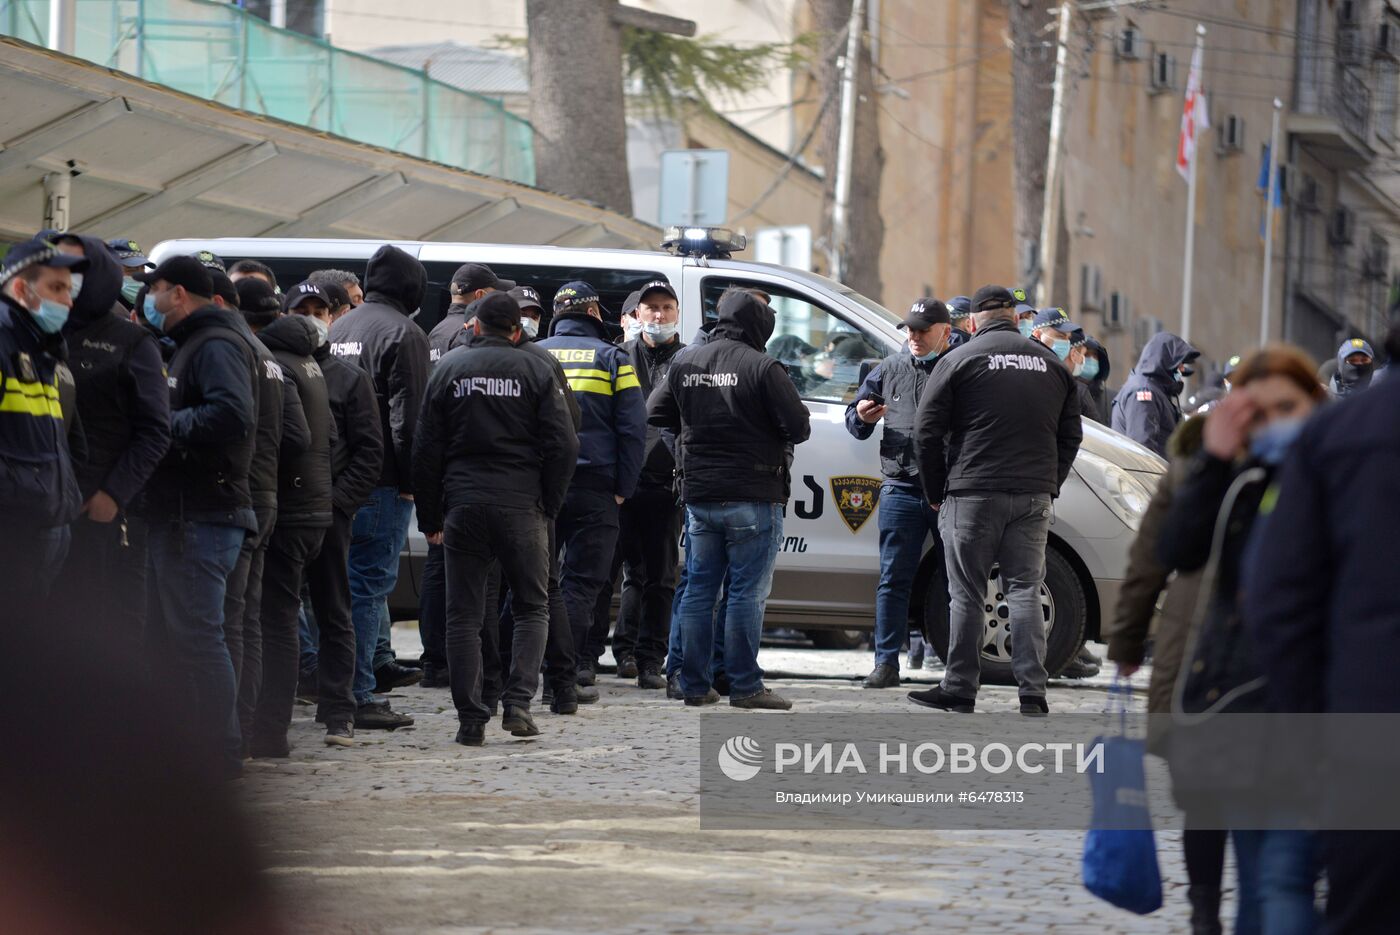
[1082,682,1163,915]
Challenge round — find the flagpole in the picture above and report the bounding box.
[1260,97,1282,347]
[1180,24,1206,345]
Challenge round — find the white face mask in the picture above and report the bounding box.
[309,315,330,346]
[642,320,678,342]
[520,317,539,340]
[624,319,643,340]
[68,272,84,299]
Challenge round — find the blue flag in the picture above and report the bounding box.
[1258,144,1283,241]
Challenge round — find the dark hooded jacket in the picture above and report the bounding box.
[428,297,478,366]
[313,337,383,517]
[1329,339,1375,398]
[1112,332,1199,456]
[624,332,686,491]
[327,245,429,492]
[648,292,811,503]
[537,312,646,499]
[1082,338,1112,425]
[61,234,170,510]
[257,316,334,528]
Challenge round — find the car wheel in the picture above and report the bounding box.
[805,629,867,650]
[922,544,1086,685]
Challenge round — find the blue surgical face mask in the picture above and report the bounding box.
[121,278,142,304]
[913,346,940,363]
[1249,416,1306,466]
[1075,357,1100,381]
[624,319,642,341]
[1051,339,1071,361]
[143,292,166,332]
[31,297,70,334]
[1173,369,1185,383]
[1018,319,1034,338]
[643,320,678,342]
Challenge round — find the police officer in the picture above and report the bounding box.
[649,288,811,710]
[845,297,952,689]
[136,256,258,776]
[611,280,687,689]
[245,285,337,757]
[107,237,151,312]
[1112,331,1200,456]
[328,245,429,730]
[0,239,85,620]
[50,236,170,638]
[909,285,1082,716]
[947,295,973,349]
[1080,337,1113,425]
[427,263,515,365]
[538,281,646,689]
[1030,308,1100,426]
[413,293,579,745]
[512,285,545,341]
[289,281,383,746]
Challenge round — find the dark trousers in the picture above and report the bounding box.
[224,503,274,730]
[0,523,70,625]
[418,542,447,670]
[506,519,574,693]
[612,488,684,668]
[443,504,550,724]
[55,514,148,644]
[586,545,624,663]
[1322,831,1400,934]
[305,509,357,725]
[250,524,326,745]
[555,487,620,668]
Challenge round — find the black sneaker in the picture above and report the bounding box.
[420,664,450,689]
[400,656,424,670]
[1058,645,1101,680]
[863,664,901,689]
[576,661,597,687]
[616,656,638,679]
[574,684,599,704]
[550,684,579,715]
[637,664,667,690]
[355,700,414,729]
[666,674,683,700]
[908,647,925,670]
[730,688,793,710]
[684,688,721,707]
[502,705,540,737]
[296,670,319,705]
[373,661,422,693]
[455,722,485,746]
[324,721,354,747]
[248,735,291,759]
[907,686,976,713]
[1019,695,1049,717]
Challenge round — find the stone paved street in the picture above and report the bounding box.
[241,631,1222,933]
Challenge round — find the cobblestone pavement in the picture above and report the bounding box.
[241,631,1222,933]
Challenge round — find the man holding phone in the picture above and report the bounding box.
[844,298,952,688]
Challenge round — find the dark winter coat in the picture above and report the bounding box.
[258,316,334,528]
[624,333,685,492]
[845,348,943,485]
[1111,332,1199,456]
[313,342,383,518]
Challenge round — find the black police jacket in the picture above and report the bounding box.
[624,334,685,491]
[327,245,429,493]
[236,314,308,513]
[313,342,383,517]
[428,299,475,365]
[448,322,582,430]
[60,234,170,510]
[147,306,258,531]
[258,316,334,528]
[914,317,1082,502]
[412,332,579,532]
[648,292,811,504]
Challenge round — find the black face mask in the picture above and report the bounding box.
[1338,360,1374,385]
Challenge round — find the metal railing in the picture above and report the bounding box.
[1297,50,1374,142]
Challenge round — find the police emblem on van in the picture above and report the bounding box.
[829,476,882,533]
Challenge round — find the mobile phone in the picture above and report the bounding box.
[865,392,885,406]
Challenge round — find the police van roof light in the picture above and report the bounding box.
[660,226,747,259]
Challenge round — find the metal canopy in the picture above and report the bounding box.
[0,37,658,249]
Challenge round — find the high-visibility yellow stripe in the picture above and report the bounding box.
[559,367,612,381]
[565,376,614,396]
[615,372,641,391]
[4,377,59,399]
[617,364,637,376]
[0,389,63,418]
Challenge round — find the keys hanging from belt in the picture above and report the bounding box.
[119,518,129,548]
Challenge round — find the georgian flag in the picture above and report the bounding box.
[1175,42,1209,183]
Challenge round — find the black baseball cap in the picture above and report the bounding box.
[236,277,280,324]
[208,270,239,309]
[637,279,678,303]
[621,289,642,317]
[553,280,600,314]
[284,280,331,312]
[0,237,87,286]
[971,285,1017,312]
[899,297,950,330]
[135,254,214,298]
[450,262,515,296]
[1032,307,1073,332]
[106,237,151,269]
[475,292,521,331]
[321,281,351,309]
[947,295,972,320]
[509,285,543,312]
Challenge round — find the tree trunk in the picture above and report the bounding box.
[810,0,884,301]
[1008,0,1057,292]
[525,0,633,215]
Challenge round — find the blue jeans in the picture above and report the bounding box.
[1232,830,1320,935]
[147,520,246,772]
[667,556,728,679]
[677,502,782,700]
[874,483,939,668]
[348,487,413,705]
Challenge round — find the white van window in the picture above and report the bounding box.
[700,278,885,404]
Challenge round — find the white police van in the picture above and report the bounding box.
[151,230,1164,680]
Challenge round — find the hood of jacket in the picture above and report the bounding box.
[65,234,123,330]
[690,320,719,347]
[362,244,426,316]
[548,311,611,342]
[258,313,319,357]
[1134,331,1198,383]
[167,305,247,345]
[1085,337,1112,384]
[711,291,775,351]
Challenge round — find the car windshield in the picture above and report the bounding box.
[837,286,902,329]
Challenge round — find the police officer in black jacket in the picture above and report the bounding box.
[51,235,170,638]
[135,256,258,777]
[649,288,811,711]
[293,283,383,745]
[427,263,514,364]
[248,295,336,758]
[909,285,1083,716]
[413,293,579,745]
[328,245,429,729]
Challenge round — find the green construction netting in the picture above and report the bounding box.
[2,0,535,184]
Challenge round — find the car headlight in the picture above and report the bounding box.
[1074,450,1157,531]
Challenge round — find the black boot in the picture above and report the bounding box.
[1187,885,1222,935]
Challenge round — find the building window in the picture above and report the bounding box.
[1376,59,1399,144]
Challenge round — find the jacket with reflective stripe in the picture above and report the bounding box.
[0,298,81,528]
[538,314,646,498]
